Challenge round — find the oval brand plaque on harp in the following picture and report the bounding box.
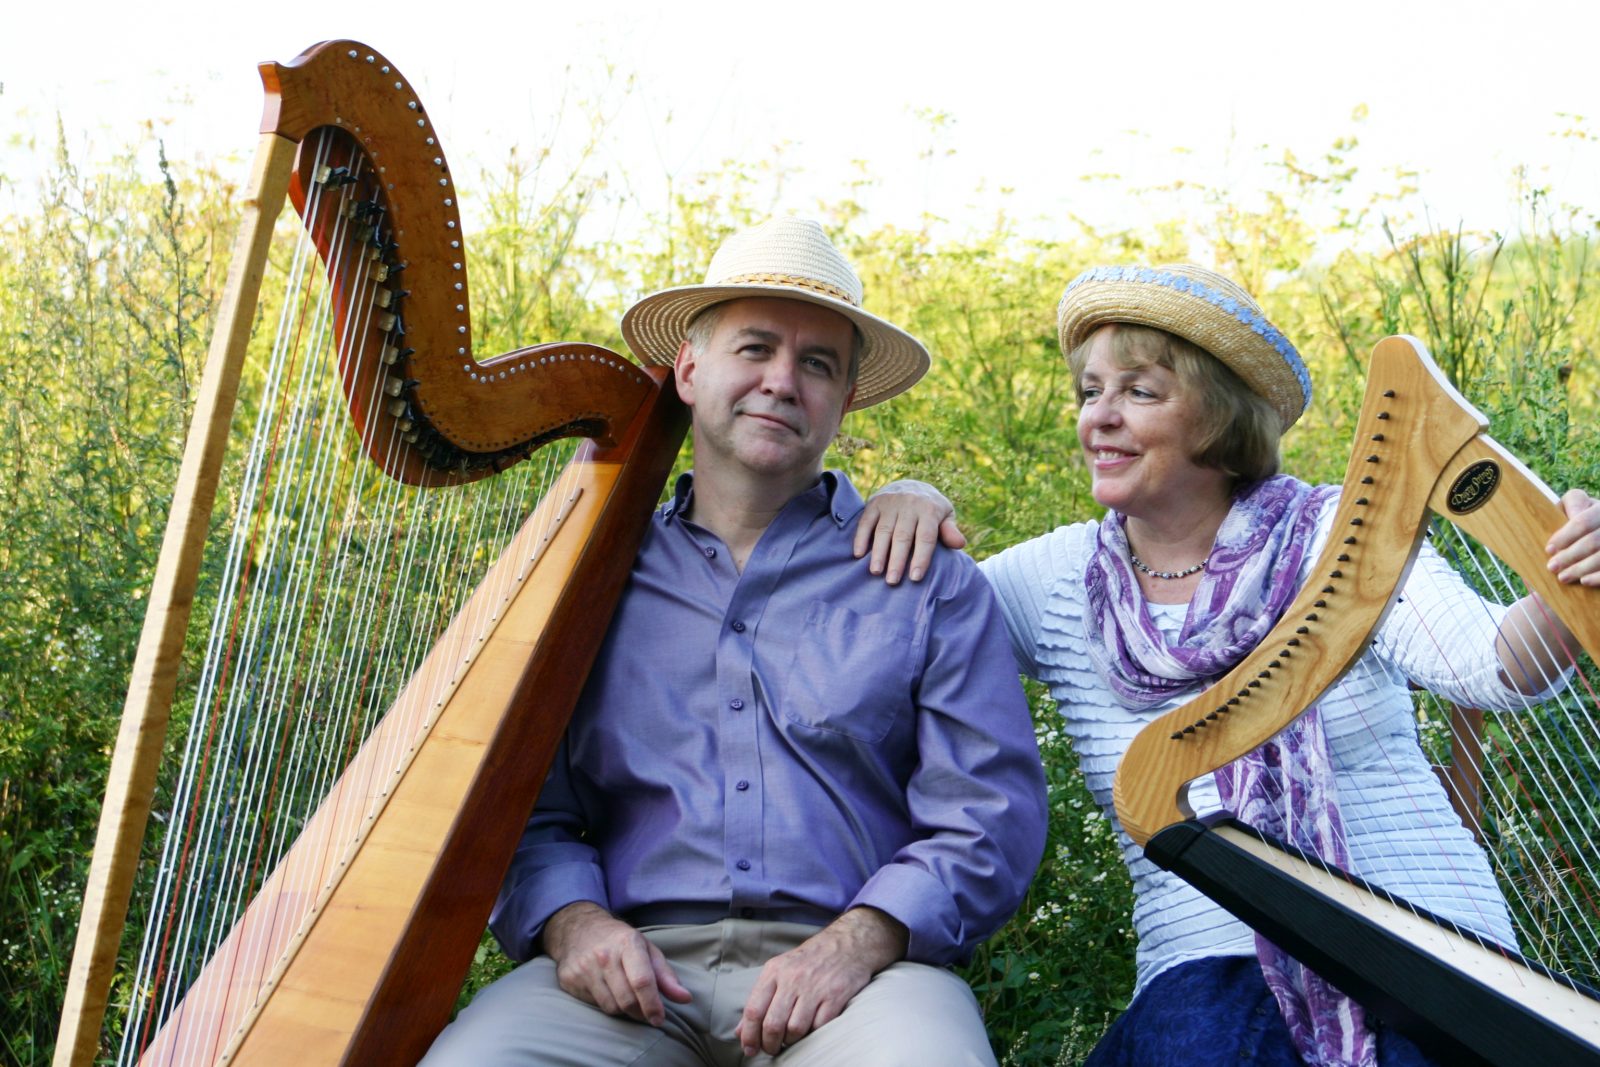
[1447,459,1501,514]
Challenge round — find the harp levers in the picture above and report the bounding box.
[54,41,688,1066]
[1115,335,1600,1066]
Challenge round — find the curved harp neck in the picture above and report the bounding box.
[1115,335,1489,846]
[260,41,654,486]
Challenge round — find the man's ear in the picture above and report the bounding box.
[673,339,698,405]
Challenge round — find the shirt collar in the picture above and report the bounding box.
[661,470,863,530]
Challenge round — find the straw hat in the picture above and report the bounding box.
[621,217,930,411]
[1056,264,1312,431]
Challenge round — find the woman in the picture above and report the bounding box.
[858,264,1600,1066]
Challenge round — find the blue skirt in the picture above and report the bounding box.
[1083,956,1440,1066]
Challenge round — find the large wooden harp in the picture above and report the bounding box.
[1115,335,1600,1065]
[54,40,687,1065]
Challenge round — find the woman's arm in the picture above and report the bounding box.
[1496,488,1600,692]
[852,480,964,584]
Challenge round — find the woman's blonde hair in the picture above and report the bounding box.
[1068,322,1282,484]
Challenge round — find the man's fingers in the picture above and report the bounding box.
[615,940,668,1025]
[649,942,693,1005]
[739,976,777,1055]
[759,987,799,1055]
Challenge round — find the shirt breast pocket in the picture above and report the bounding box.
[778,600,914,743]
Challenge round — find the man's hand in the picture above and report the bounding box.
[853,480,963,585]
[736,907,909,1057]
[542,901,692,1026]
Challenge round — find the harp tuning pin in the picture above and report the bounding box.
[1305,613,1319,622]
[1321,585,1335,593]
[1314,599,1326,608]
[373,263,390,282]
[387,398,408,418]
[1365,455,1380,464]
[387,261,408,276]
[377,312,398,332]
[381,344,400,365]
[1170,732,1185,741]
[403,430,420,443]
[374,288,394,309]
[1360,476,1374,485]
[1295,626,1310,635]
[1258,670,1272,679]
[1247,679,1261,688]
[1377,411,1391,420]
[1336,554,1350,562]
[1287,638,1301,647]
[1355,497,1369,506]
[1227,697,1241,705]
[1370,433,1385,442]
[384,378,405,398]
[1329,570,1343,579]
[1343,536,1358,545]
[1383,389,1396,398]
[397,417,415,432]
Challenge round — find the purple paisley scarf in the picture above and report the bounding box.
[1087,475,1377,1067]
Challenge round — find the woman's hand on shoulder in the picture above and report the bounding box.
[853,480,964,585]
[1549,488,1600,586]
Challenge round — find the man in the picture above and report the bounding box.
[424,217,1046,1066]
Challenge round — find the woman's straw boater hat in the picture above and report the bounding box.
[1056,264,1313,431]
[621,217,930,411]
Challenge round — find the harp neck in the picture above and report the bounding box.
[1115,336,1490,846]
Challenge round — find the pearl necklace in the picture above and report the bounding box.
[1128,551,1208,580]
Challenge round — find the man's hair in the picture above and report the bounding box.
[685,301,864,387]
[1067,322,1281,485]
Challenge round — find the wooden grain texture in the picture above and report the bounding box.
[53,132,299,1067]
[268,45,653,486]
[1115,335,1486,846]
[58,39,689,1067]
[1117,334,1600,1062]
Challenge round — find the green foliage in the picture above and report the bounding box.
[1,96,1596,1066]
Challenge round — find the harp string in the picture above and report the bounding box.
[1230,510,1600,998]
[1423,519,1600,984]
[112,125,583,1063]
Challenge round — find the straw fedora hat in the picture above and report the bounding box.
[1056,264,1312,431]
[621,217,930,411]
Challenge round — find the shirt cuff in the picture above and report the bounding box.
[850,863,963,965]
[490,861,609,961]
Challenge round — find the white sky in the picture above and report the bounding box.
[3,0,1597,246]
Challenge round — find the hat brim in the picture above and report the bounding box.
[621,284,930,412]
[1057,267,1311,432]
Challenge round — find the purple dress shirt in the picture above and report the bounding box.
[489,471,1046,966]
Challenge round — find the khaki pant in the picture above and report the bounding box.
[422,920,997,1066]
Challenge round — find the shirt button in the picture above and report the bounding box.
[736,859,751,871]
[703,546,716,559]
[731,620,746,633]
[736,779,750,791]
[730,699,744,711]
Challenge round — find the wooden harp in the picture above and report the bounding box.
[1114,335,1600,1065]
[54,40,687,1065]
